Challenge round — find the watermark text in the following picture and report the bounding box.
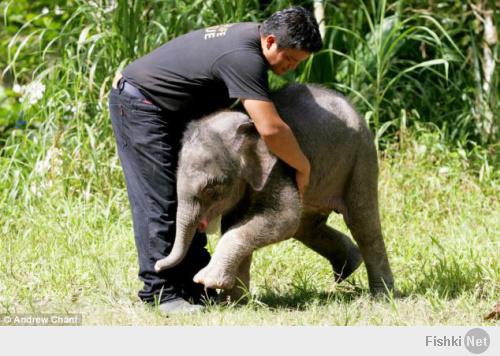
[0,313,82,326]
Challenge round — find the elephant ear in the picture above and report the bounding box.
[233,121,278,191]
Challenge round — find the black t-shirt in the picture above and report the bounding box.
[122,22,271,118]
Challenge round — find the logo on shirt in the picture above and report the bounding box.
[204,24,232,40]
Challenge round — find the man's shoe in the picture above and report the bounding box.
[158,297,204,315]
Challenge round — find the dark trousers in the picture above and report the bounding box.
[108,87,212,304]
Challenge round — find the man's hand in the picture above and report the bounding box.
[295,162,310,201]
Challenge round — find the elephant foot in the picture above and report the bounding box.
[368,277,395,297]
[193,263,235,290]
[220,287,249,304]
[331,246,363,283]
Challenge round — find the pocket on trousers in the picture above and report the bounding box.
[131,99,162,113]
[108,100,128,149]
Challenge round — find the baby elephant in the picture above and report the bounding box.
[155,84,394,299]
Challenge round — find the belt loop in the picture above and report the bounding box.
[118,78,125,93]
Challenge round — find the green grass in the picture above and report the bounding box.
[0,0,498,325]
[0,129,497,325]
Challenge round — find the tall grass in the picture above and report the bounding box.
[298,0,495,151]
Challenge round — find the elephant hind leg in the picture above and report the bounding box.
[344,157,394,295]
[294,212,362,283]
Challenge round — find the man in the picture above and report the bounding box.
[108,6,322,314]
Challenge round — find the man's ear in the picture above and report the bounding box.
[264,34,277,50]
[234,121,278,191]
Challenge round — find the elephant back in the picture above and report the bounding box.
[271,84,374,198]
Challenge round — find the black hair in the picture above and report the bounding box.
[260,6,323,53]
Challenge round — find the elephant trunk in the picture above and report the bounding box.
[154,201,199,272]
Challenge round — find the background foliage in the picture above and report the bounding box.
[0,0,498,191]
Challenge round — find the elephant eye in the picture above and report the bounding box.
[200,178,226,200]
[200,185,224,200]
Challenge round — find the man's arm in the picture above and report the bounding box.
[242,99,310,199]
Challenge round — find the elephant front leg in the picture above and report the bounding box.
[192,230,252,289]
[220,254,252,303]
[193,209,300,290]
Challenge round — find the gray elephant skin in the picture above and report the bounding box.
[154,83,394,299]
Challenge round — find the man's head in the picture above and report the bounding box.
[260,6,323,75]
